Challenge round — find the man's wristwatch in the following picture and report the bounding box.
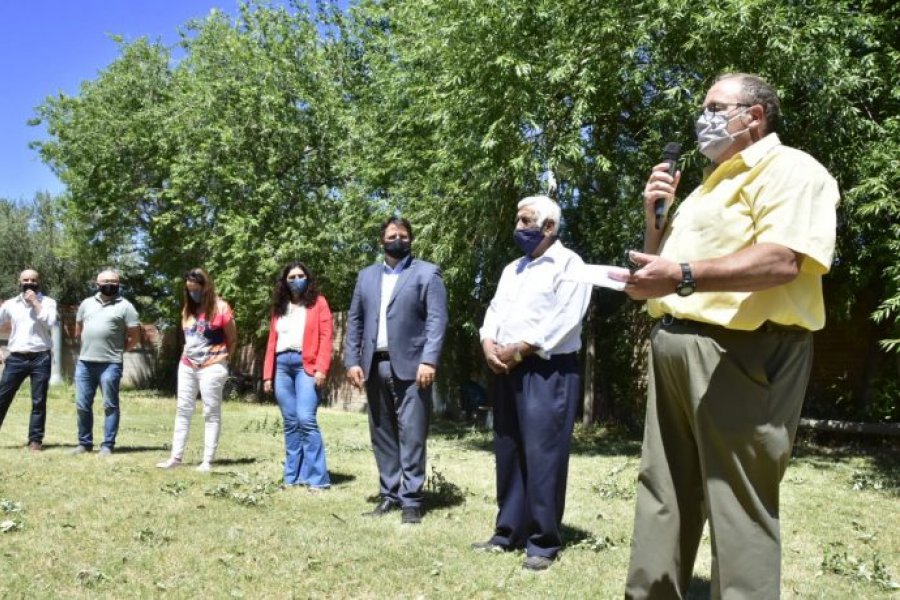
[675,263,696,297]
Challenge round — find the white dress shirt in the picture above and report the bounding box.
[0,293,58,352]
[376,260,406,351]
[480,240,591,359]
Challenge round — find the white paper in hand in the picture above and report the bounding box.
[562,264,630,291]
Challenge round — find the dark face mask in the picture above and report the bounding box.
[20,283,39,294]
[513,228,546,256]
[384,239,412,260]
[99,283,120,297]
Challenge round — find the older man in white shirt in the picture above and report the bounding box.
[0,269,58,452]
[475,195,592,571]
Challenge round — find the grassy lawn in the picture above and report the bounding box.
[0,386,897,598]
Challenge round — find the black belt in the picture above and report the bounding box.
[276,349,301,355]
[10,350,50,359]
[373,351,390,362]
[660,315,808,334]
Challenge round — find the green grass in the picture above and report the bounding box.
[0,386,897,598]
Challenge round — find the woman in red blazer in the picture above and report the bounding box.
[262,262,333,488]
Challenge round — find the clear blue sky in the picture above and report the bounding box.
[0,1,257,202]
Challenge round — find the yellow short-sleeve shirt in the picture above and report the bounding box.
[647,133,839,331]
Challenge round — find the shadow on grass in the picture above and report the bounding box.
[109,445,169,454]
[328,471,356,486]
[686,576,712,599]
[360,471,467,511]
[792,432,899,494]
[429,417,643,457]
[561,523,595,547]
[214,457,259,466]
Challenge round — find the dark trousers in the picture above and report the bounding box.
[365,357,431,509]
[490,352,579,558]
[0,351,52,443]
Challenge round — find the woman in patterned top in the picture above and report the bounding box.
[262,262,334,489]
[157,268,237,472]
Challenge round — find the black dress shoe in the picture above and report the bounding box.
[362,499,399,517]
[401,507,422,524]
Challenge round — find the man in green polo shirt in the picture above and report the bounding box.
[70,269,141,456]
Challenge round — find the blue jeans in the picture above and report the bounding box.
[75,360,123,449]
[274,352,329,487]
[0,351,51,443]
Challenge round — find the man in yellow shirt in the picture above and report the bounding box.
[619,73,839,599]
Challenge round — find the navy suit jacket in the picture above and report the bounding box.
[343,256,448,381]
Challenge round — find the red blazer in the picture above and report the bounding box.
[262,295,334,380]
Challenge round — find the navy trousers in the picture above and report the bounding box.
[490,352,579,558]
[0,351,52,443]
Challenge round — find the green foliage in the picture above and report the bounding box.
[821,542,900,591]
[0,194,96,303]
[30,0,900,419]
[33,3,363,333]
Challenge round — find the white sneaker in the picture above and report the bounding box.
[156,457,182,469]
[195,461,212,473]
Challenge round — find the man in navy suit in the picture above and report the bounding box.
[344,216,449,524]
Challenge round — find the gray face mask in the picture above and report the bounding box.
[695,107,750,162]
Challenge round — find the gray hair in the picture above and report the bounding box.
[717,72,781,134]
[96,268,121,281]
[518,195,561,235]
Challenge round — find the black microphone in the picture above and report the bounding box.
[654,142,682,230]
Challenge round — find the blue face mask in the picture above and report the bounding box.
[287,278,309,295]
[513,228,546,256]
[189,290,203,303]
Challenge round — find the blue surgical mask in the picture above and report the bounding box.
[695,107,750,162]
[189,290,203,303]
[513,228,545,256]
[287,278,309,295]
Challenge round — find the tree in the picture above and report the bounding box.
[0,193,97,303]
[33,0,898,421]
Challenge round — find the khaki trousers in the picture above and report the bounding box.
[625,320,812,600]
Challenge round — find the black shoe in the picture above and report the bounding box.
[471,540,509,553]
[401,507,422,524]
[362,499,399,517]
[523,555,554,571]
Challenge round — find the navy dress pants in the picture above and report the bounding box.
[489,352,579,558]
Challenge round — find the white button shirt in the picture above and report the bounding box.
[480,240,591,359]
[0,293,58,353]
[376,260,406,351]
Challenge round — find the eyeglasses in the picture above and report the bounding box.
[700,102,751,118]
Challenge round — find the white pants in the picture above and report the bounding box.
[170,362,228,462]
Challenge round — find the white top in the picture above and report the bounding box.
[376,261,405,351]
[0,293,58,353]
[274,303,307,353]
[480,240,591,359]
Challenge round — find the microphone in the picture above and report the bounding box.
[654,142,682,230]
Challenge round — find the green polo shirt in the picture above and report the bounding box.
[76,294,140,363]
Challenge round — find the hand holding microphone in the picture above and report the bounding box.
[645,142,682,230]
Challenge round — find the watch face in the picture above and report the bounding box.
[676,282,696,297]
